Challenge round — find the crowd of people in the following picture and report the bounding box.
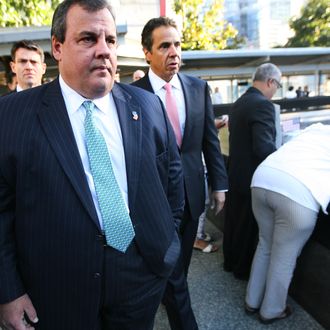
[0,1,328,330]
[285,85,311,98]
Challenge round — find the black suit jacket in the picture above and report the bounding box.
[228,86,277,194]
[132,73,228,219]
[0,79,184,326]
[1,89,17,97]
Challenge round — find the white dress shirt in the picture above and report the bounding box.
[59,76,129,228]
[148,69,186,136]
[16,84,24,92]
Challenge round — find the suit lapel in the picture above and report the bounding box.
[135,75,154,93]
[178,74,195,150]
[112,84,142,210]
[37,79,99,227]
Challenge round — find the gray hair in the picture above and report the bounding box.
[51,0,115,43]
[253,63,281,82]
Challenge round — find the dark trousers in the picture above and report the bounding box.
[99,243,167,330]
[162,206,199,330]
[33,242,166,330]
[180,207,200,276]
[223,189,258,280]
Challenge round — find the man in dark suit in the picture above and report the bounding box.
[0,1,184,330]
[223,63,282,280]
[132,17,228,330]
[4,71,17,93]
[9,39,46,91]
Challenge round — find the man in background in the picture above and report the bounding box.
[133,16,228,330]
[212,86,222,104]
[9,39,46,92]
[223,62,282,280]
[4,71,17,93]
[285,85,296,99]
[132,69,145,82]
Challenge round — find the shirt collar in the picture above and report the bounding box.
[148,68,181,93]
[59,75,112,115]
[16,84,24,92]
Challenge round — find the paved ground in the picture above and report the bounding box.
[154,218,325,330]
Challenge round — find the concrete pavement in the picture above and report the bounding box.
[154,218,324,330]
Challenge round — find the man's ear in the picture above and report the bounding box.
[42,62,47,74]
[10,61,16,74]
[52,36,62,62]
[143,47,151,63]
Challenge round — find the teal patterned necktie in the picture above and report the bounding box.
[83,100,135,253]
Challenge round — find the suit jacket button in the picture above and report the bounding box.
[94,273,101,279]
[96,234,106,245]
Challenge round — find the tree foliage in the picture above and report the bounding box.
[0,0,61,27]
[173,0,243,50]
[286,0,330,47]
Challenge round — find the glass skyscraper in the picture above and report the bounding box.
[224,0,307,48]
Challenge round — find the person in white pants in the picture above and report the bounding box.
[245,123,330,324]
[193,155,218,253]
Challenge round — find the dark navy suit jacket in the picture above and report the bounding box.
[133,73,228,220]
[228,86,277,194]
[0,79,184,328]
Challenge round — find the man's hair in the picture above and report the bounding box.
[5,71,16,84]
[141,16,178,51]
[253,63,281,82]
[51,0,115,43]
[11,40,45,62]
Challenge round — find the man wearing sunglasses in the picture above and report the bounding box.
[223,62,282,280]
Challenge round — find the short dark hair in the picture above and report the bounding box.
[51,0,115,43]
[5,70,16,84]
[11,40,45,62]
[141,16,178,51]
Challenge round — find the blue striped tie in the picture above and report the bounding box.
[83,100,135,252]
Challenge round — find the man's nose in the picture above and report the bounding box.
[168,44,180,57]
[95,39,112,58]
[25,61,33,68]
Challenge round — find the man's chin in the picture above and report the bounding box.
[89,81,114,99]
[163,69,178,81]
[169,66,179,72]
[24,80,36,88]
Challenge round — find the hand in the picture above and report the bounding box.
[210,191,226,215]
[0,294,38,330]
[214,115,228,130]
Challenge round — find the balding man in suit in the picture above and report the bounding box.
[0,1,183,330]
[223,63,282,280]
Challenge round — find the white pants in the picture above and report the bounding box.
[246,188,318,318]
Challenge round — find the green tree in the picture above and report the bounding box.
[173,0,243,50]
[286,0,330,47]
[0,0,61,27]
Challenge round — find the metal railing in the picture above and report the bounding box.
[213,96,330,116]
